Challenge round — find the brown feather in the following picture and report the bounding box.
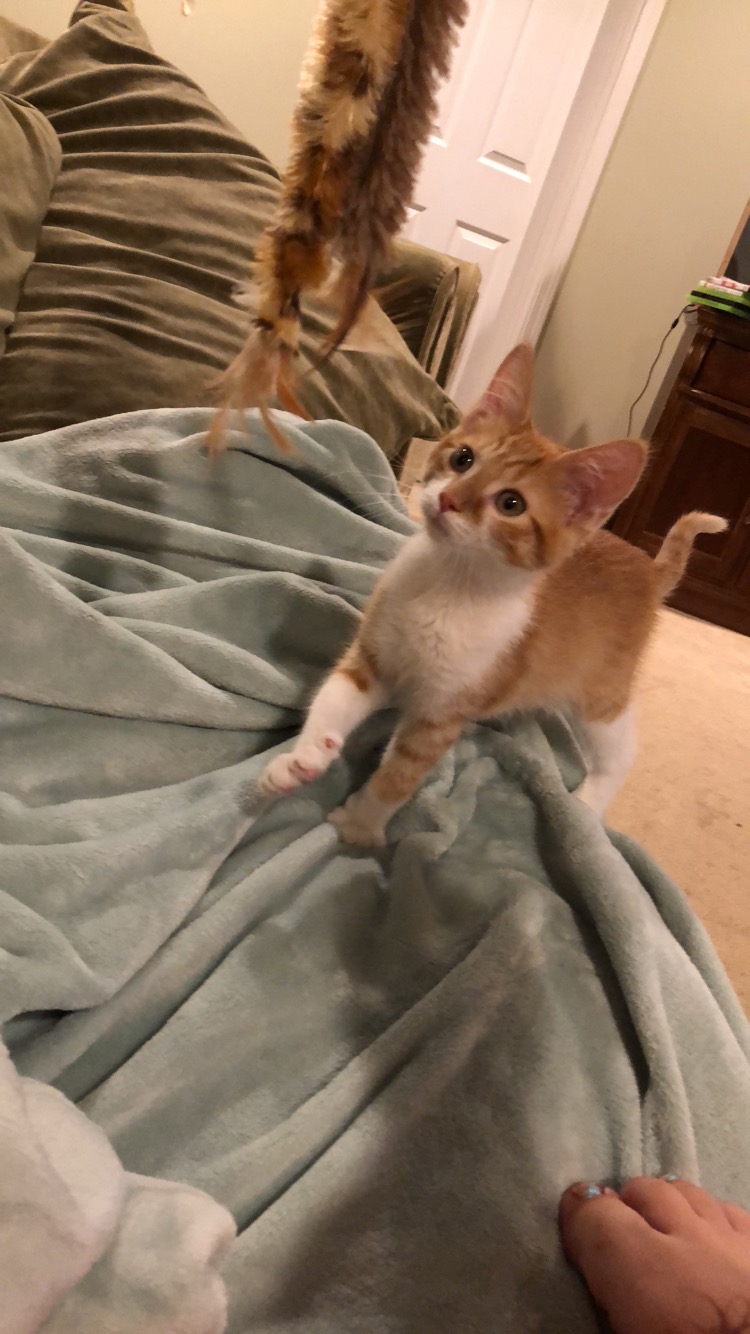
[209,0,468,452]
[312,261,372,366]
[341,0,469,268]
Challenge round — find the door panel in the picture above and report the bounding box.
[402,0,609,406]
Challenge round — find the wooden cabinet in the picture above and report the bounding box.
[611,309,750,636]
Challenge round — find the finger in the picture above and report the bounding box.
[618,1176,698,1234]
[665,1178,733,1231]
[722,1202,750,1236]
[559,1183,652,1279]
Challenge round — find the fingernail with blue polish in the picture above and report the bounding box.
[581,1185,602,1200]
[663,1174,679,1182]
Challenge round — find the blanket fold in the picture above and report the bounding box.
[1,408,748,1332]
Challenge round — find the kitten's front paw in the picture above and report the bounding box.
[259,734,342,797]
[329,793,387,848]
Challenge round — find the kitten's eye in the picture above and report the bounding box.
[449,445,474,474]
[494,489,527,516]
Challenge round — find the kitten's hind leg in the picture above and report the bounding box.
[260,646,386,797]
[573,704,636,817]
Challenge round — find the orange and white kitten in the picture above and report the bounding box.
[260,344,725,846]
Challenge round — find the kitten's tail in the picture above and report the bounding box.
[653,511,727,597]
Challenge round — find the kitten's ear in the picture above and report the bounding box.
[553,438,648,528]
[461,343,534,433]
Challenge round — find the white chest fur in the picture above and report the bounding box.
[369,534,535,713]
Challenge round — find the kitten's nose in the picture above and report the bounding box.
[439,490,459,514]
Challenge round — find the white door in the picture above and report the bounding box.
[403,0,664,408]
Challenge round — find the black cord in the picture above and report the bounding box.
[627,305,694,436]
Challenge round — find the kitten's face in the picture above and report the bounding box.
[420,424,571,571]
[418,343,647,572]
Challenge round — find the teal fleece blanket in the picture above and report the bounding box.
[1,409,749,1333]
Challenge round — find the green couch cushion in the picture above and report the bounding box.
[0,93,60,359]
[0,0,458,455]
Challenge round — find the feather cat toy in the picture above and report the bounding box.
[207,0,468,452]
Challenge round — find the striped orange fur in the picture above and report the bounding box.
[260,344,726,845]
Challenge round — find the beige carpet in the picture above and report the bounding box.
[610,610,750,1014]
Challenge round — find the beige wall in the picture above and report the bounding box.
[0,0,317,167]
[533,0,750,448]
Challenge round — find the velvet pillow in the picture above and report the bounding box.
[0,92,60,358]
[0,0,458,455]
